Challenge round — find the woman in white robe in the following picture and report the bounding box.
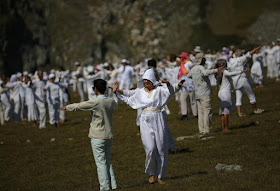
[23,76,38,125]
[113,68,174,184]
[251,56,264,87]
[216,59,245,132]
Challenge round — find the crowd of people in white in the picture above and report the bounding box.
[0,39,279,133]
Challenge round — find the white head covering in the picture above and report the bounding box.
[194,46,202,53]
[87,65,94,73]
[121,59,128,63]
[10,74,17,82]
[142,68,158,86]
[74,61,80,66]
[48,73,55,79]
[16,72,22,78]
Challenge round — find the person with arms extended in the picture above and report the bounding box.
[60,79,118,191]
[113,68,174,184]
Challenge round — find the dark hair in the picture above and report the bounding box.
[215,59,227,86]
[147,59,157,68]
[93,79,107,94]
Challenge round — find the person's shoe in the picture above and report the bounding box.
[179,115,188,120]
[54,123,58,127]
[254,108,264,114]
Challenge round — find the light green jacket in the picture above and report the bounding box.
[66,96,118,139]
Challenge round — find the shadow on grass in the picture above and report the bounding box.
[166,171,208,180]
[175,148,193,154]
[118,171,208,189]
[230,122,257,130]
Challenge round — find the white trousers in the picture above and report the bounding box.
[1,98,11,121]
[47,98,60,125]
[91,138,117,191]
[10,98,21,122]
[35,100,46,128]
[235,80,256,106]
[197,96,212,134]
[180,91,198,116]
[0,102,4,125]
[77,81,85,102]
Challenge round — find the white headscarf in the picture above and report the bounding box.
[142,68,159,86]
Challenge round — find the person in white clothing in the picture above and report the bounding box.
[251,56,264,88]
[177,52,198,120]
[44,74,64,127]
[73,62,85,102]
[23,75,38,126]
[265,42,279,79]
[113,68,174,184]
[215,59,246,132]
[118,59,134,90]
[228,47,264,117]
[6,74,22,122]
[0,75,11,122]
[0,82,11,125]
[33,70,47,129]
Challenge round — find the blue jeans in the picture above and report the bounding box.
[91,138,117,191]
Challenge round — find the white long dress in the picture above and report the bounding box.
[218,70,241,115]
[116,85,173,178]
[23,82,38,121]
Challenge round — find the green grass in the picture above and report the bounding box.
[1,79,280,190]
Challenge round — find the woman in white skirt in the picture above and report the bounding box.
[215,59,246,132]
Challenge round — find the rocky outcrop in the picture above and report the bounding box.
[1,0,279,75]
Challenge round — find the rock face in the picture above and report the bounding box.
[0,0,280,75]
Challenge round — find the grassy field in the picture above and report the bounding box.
[1,79,280,191]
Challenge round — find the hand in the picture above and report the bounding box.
[112,81,119,93]
[241,70,247,73]
[178,80,185,88]
[160,80,170,86]
[59,106,66,110]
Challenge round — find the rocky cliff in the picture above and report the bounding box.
[1,0,280,75]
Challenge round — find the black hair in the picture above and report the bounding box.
[147,59,157,68]
[93,79,107,94]
[215,59,227,86]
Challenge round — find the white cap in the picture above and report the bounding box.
[48,73,55,79]
[87,65,94,73]
[194,46,202,53]
[23,71,28,76]
[74,61,80,66]
[104,62,109,67]
[16,72,22,78]
[121,59,128,63]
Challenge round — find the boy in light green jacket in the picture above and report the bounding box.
[60,79,118,191]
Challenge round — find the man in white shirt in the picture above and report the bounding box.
[228,46,264,117]
[33,70,47,128]
[119,59,135,90]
